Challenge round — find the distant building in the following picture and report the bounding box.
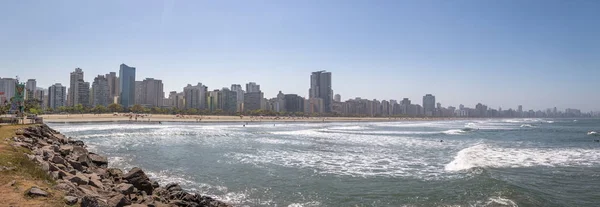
[309,71,333,113]
[138,78,164,107]
[134,81,143,105]
[284,94,304,113]
[119,64,136,108]
[334,94,341,102]
[25,79,36,100]
[105,72,119,99]
[68,68,88,106]
[0,77,17,103]
[244,92,263,111]
[167,91,185,109]
[92,75,111,106]
[183,83,208,110]
[231,84,244,112]
[245,82,260,93]
[423,94,435,116]
[219,88,238,114]
[48,83,66,109]
[306,98,324,114]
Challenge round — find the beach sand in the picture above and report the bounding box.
[40,114,454,123]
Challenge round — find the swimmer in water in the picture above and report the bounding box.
[440,140,443,142]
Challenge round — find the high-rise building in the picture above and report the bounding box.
[168,91,185,109]
[231,84,244,112]
[25,79,36,100]
[245,82,260,93]
[183,83,208,110]
[135,81,143,105]
[68,68,85,106]
[79,81,91,107]
[309,71,333,113]
[48,83,66,109]
[244,92,263,111]
[119,64,136,108]
[284,94,304,113]
[219,88,238,113]
[0,77,17,103]
[34,87,46,109]
[105,72,119,99]
[422,94,436,116]
[334,94,341,102]
[92,75,110,106]
[138,78,164,107]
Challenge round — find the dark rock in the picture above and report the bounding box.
[169,200,188,207]
[77,185,102,198]
[68,173,90,185]
[55,182,80,196]
[68,159,84,171]
[51,155,66,165]
[69,139,85,147]
[80,195,110,207]
[89,178,104,189]
[123,167,154,195]
[26,187,48,197]
[151,181,159,188]
[166,183,182,192]
[64,195,78,205]
[88,154,108,166]
[116,183,134,195]
[108,194,132,207]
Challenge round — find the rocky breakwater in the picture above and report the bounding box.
[12,124,231,207]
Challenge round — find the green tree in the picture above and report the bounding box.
[150,107,161,114]
[131,104,144,113]
[92,105,108,114]
[186,108,198,115]
[74,104,85,114]
[108,103,123,113]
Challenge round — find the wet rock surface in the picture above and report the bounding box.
[12,125,231,207]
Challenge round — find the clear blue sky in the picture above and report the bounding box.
[1,0,599,111]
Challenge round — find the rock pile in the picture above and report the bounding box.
[12,124,231,207]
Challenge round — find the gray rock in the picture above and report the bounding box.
[115,183,134,195]
[68,159,84,171]
[64,195,78,205]
[50,171,60,180]
[59,145,73,156]
[108,194,131,207]
[123,167,154,195]
[89,178,104,189]
[51,155,66,165]
[77,155,92,167]
[71,146,88,158]
[88,154,108,166]
[68,173,89,185]
[107,168,123,179]
[26,187,48,197]
[80,195,110,207]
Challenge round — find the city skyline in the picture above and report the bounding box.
[1,1,599,111]
[0,66,593,118]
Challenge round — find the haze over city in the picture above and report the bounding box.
[1,0,599,111]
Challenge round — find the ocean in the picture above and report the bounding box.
[48,118,600,207]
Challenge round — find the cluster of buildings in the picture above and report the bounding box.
[0,65,594,118]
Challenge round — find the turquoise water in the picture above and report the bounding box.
[49,119,600,206]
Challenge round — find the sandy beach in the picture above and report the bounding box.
[39,114,454,123]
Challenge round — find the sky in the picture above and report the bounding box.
[1,0,599,111]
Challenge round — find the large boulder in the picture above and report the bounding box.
[71,146,88,159]
[123,167,154,195]
[115,183,134,195]
[88,154,108,166]
[68,172,89,185]
[68,159,84,171]
[51,155,66,165]
[108,194,131,207]
[59,145,73,156]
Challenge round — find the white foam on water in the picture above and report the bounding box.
[546,121,554,123]
[327,126,369,130]
[445,144,600,171]
[520,124,534,128]
[288,201,321,207]
[485,196,518,207]
[443,129,465,135]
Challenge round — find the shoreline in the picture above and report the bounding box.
[41,114,476,124]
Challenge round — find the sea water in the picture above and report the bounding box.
[49,119,600,206]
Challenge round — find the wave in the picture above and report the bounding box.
[288,201,321,207]
[520,124,534,128]
[588,131,599,136]
[445,144,600,171]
